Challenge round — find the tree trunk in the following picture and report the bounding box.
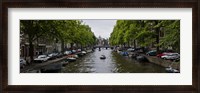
[128,41,130,47]
[29,41,34,63]
[81,44,83,50]
[134,40,136,49]
[61,39,64,52]
[70,43,74,49]
[155,22,160,53]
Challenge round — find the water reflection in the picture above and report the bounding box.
[60,48,165,73]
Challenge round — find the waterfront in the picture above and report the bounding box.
[20,20,180,73]
[24,48,166,73]
[61,48,166,73]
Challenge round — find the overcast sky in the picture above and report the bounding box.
[82,20,117,39]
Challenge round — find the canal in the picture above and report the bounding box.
[58,48,166,73]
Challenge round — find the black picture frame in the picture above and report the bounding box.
[1,0,199,93]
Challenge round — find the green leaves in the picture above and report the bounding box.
[109,20,180,52]
[20,20,97,48]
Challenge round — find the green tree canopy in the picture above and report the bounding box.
[109,20,180,52]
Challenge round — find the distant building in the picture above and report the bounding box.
[96,36,109,47]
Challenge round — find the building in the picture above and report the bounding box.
[20,33,61,63]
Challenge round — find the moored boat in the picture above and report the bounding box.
[136,55,149,62]
[165,67,180,73]
[66,57,76,62]
[40,63,62,73]
[61,61,69,66]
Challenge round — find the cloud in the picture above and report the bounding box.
[82,20,116,39]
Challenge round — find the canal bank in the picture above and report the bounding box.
[143,54,180,70]
[21,50,93,73]
[20,56,68,73]
[22,49,169,73]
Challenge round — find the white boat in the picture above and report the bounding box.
[100,55,106,59]
[66,57,76,62]
[81,51,87,55]
[165,67,179,73]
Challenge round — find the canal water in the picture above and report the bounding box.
[58,48,166,73]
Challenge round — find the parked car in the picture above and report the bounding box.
[64,51,72,55]
[56,53,64,58]
[77,49,81,52]
[161,53,180,60]
[72,50,77,54]
[34,55,50,62]
[156,52,172,58]
[20,58,26,68]
[146,50,157,56]
[127,48,135,52]
[48,53,58,60]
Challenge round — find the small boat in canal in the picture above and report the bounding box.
[100,55,106,59]
[73,54,79,58]
[61,61,69,66]
[66,57,76,62]
[81,51,87,55]
[136,55,149,62]
[165,66,179,73]
[40,63,62,73]
[129,53,139,59]
[120,51,128,56]
[76,52,82,56]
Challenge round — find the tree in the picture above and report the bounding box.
[109,20,180,53]
[20,20,97,63]
[157,20,180,52]
[20,20,50,62]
